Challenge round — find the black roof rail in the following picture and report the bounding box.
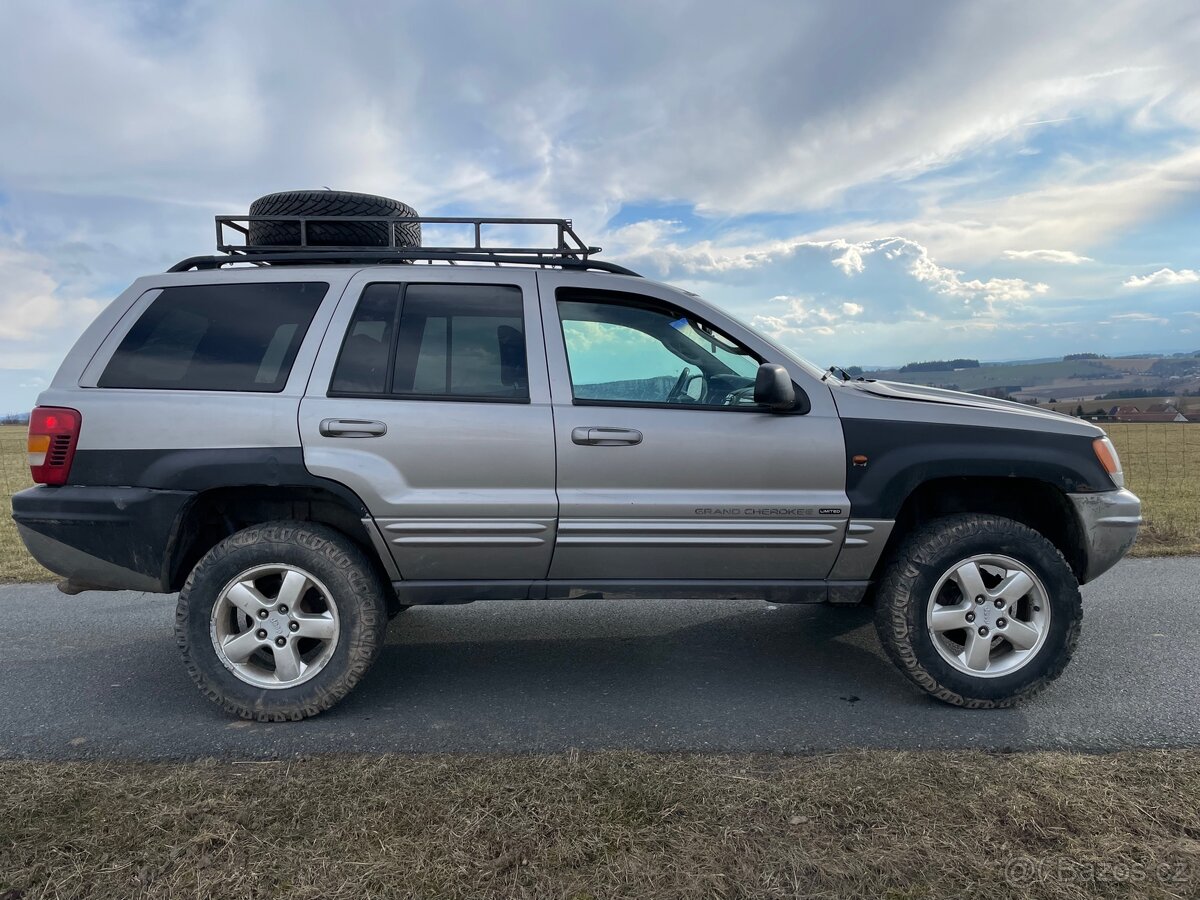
[167,250,642,276]
[165,214,641,276]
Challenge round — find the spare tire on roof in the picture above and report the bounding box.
[247,190,421,249]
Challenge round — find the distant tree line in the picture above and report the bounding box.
[1063,352,1107,361]
[0,413,30,425]
[1097,387,1169,400]
[898,358,980,373]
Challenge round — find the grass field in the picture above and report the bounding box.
[0,423,1197,585]
[1105,424,1200,556]
[2,750,1199,899]
[870,359,1116,392]
[0,424,51,583]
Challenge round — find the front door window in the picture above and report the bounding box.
[557,293,762,408]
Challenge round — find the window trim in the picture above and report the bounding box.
[325,280,532,405]
[556,290,786,413]
[325,389,531,405]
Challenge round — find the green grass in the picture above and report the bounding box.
[0,424,1196,585]
[2,750,1199,899]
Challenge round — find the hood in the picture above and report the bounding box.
[842,379,1094,428]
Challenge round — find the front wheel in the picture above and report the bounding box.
[874,514,1082,708]
[175,522,388,721]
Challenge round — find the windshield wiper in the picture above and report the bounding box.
[821,365,874,384]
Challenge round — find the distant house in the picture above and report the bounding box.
[1107,403,1189,422]
[1112,411,1188,423]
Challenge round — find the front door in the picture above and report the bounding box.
[538,271,848,582]
[300,268,557,581]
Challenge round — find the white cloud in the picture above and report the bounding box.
[1122,267,1200,288]
[1002,249,1092,264]
[615,230,1048,316]
[841,302,864,316]
[752,296,855,338]
[1107,312,1170,324]
[0,247,107,369]
[2,1,1199,225]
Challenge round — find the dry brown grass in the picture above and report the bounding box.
[0,425,51,584]
[1106,424,1200,557]
[1,750,1198,900]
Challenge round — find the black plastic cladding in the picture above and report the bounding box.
[839,418,1112,519]
[66,447,368,513]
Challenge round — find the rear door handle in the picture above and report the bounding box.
[319,418,387,438]
[571,426,643,446]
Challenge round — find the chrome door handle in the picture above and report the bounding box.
[571,426,643,446]
[319,418,387,438]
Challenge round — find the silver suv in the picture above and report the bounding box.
[12,190,1142,720]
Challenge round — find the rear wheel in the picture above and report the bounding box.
[176,522,388,721]
[874,513,1081,708]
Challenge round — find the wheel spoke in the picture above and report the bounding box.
[951,562,987,602]
[292,611,337,641]
[222,629,263,664]
[993,570,1035,607]
[960,629,992,671]
[930,602,972,633]
[226,582,270,617]
[272,642,304,682]
[1002,618,1041,650]
[276,570,310,610]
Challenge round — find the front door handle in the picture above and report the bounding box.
[571,426,643,446]
[319,418,387,438]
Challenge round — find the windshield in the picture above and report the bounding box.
[704,304,828,381]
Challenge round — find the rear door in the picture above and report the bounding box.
[537,270,849,582]
[300,267,556,581]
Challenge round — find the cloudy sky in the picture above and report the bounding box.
[1,0,1198,410]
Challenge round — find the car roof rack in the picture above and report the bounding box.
[166,215,641,277]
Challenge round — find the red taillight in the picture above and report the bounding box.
[28,406,81,485]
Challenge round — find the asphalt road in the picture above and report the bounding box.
[1,557,1197,760]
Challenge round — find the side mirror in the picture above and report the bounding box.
[754,363,796,411]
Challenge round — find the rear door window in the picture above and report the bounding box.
[330,282,528,402]
[98,282,328,392]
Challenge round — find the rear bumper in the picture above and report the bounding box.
[11,485,194,592]
[1067,488,1142,583]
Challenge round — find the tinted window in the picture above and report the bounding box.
[331,283,528,401]
[99,282,327,392]
[558,292,762,407]
[328,283,401,394]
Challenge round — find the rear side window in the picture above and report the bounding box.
[330,282,528,402]
[98,282,328,392]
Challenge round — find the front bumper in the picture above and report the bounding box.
[1067,488,1142,583]
[11,485,194,591]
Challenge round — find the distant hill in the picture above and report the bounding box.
[860,355,1200,403]
[898,358,980,373]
